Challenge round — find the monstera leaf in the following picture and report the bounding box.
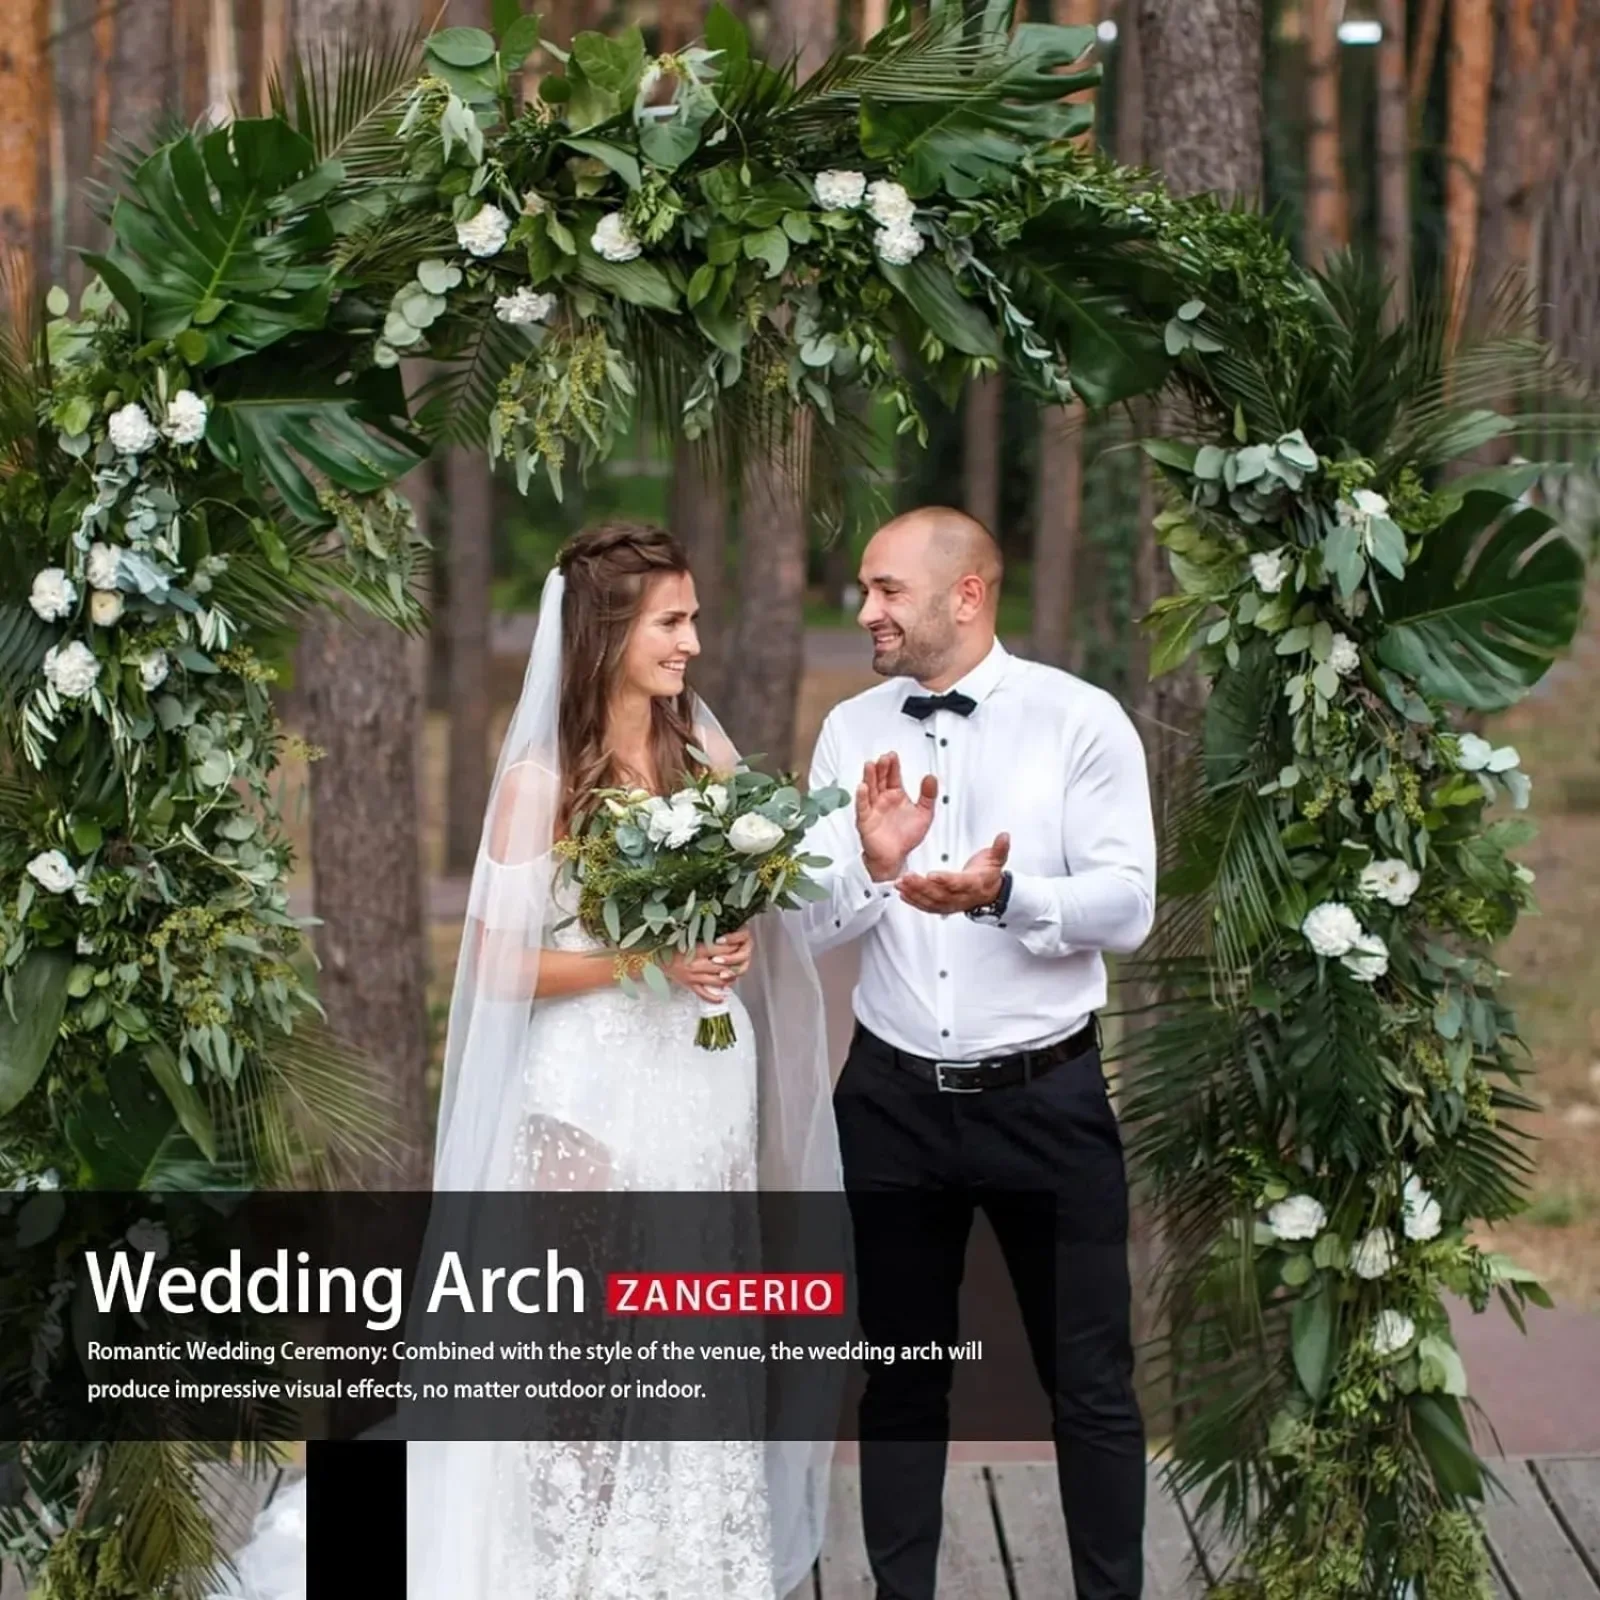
[0,949,72,1116]
[84,119,337,367]
[860,23,1098,198]
[207,347,425,525]
[1376,489,1584,711]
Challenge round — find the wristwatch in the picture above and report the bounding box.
[965,870,1013,925]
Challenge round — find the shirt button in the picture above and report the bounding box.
[834,918,841,928]
[940,1029,950,1038]
[940,854,948,862]
[940,738,948,747]
[941,796,949,805]
[939,970,948,978]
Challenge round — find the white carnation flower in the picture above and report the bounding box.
[494,287,557,326]
[1455,732,1493,771]
[641,796,703,849]
[1302,900,1362,958]
[29,568,76,622]
[1351,1227,1396,1280]
[25,850,77,894]
[86,542,123,590]
[866,179,915,226]
[163,388,208,445]
[728,813,786,854]
[814,169,867,209]
[139,650,169,691]
[107,402,159,455]
[1341,931,1389,983]
[43,640,100,699]
[1402,1175,1443,1242]
[1370,1308,1416,1358]
[456,203,511,258]
[592,211,642,263]
[125,1219,171,1258]
[1265,1193,1327,1242]
[1249,549,1290,594]
[704,784,729,815]
[1329,632,1361,676]
[1358,858,1420,907]
[90,590,124,627]
[874,220,924,266]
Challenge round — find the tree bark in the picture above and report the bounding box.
[1031,403,1083,670]
[962,372,1003,538]
[444,450,493,874]
[1409,0,1447,135]
[1444,0,1495,338]
[725,426,811,773]
[0,0,45,284]
[1375,0,1411,321]
[672,439,730,707]
[1539,2,1599,382]
[293,0,431,1190]
[1303,0,1347,268]
[109,0,176,146]
[766,0,834,79]
[53,0,101,285]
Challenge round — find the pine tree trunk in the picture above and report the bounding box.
[725,426,811,772]
[293,0,431,1190]
[1303,0,1348,268]
[54,0,102,284]
[444,450,493,874]
[1541,2,1600,383]
[1031,403,1083,670]
[1444,0,1495,336]
[1409,0,1447,134]
[0,0,45,280]
[962,372,1003,538]
[672,440,730,708]
[1375,0,1411,321]
[109,0,175,144]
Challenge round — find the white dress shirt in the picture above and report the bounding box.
[800,640,1157,1060]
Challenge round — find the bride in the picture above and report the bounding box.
[404,521,842,1599]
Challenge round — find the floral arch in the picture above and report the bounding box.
[0,5,1584,1597]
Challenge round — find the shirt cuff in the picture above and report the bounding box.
[831,852,896,928]
[1000,872,1067,951]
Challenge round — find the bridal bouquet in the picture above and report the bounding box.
[554,750,849,1048]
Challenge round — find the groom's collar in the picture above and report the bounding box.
[913,638,1009,707]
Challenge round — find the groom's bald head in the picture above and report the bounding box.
[857,507,1004,684]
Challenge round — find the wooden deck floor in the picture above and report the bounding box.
[802,1455,1600,1600]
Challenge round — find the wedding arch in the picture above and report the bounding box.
[0,4,1584,1596]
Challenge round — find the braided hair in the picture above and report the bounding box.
[555,521,703,824]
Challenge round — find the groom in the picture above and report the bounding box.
[801,506,1157,1600]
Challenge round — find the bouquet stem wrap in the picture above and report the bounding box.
[695,993,737,1050]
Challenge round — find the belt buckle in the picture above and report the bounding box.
[933,1059,987,1093]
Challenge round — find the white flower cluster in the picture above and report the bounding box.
[1351,1226,1396,1279]
[29,567,75,622]
[728,813,785,854]
[457,204,511,258]
[1402,1172,1442,1241]
[867,180,915,226]
[1328,632,1361,676]
[495,287,558,326]
[1338,487,1390,533]
[866,180,923,265]
[1454,732,1519,774]
[1301,900,1388,981]
[25,849,77,894]
[1358,857,1420,907]
[1264,1193,1326,1241]
[91,590,123,626]
[814,170,867,209]
[1370,1308,1415,1358]
[1249,548,1290,594]
[592,212,642,263]
[630,784,783,855]
[140,650,169,691]
[164,388,208,445]
[641,792,706,849]
[43,641,100,700]
[108,402,159,455]
[87,542,124,590]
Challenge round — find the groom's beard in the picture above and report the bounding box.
[870,612,958,681]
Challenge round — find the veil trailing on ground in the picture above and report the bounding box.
[407,568,841,1599]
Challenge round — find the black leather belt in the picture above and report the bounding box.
[860,1017,1099,1093]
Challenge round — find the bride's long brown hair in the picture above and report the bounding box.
[556,520,703,825]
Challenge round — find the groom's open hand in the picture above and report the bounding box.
[898,833,1011,914]
[856,753,937,881]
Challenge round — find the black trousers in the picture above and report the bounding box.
[833,1022,1145,1600]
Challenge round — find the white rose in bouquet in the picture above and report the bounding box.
[703,783,729,815]
[1341,932,1389,983]
[29,568,75,622]
[43,640,100,699]
[456,203,511,257]
[108,402,159,454]
[1265,1193,1327,1241]
[90,589,124,627]
[728,813,785,854]
[866,179,915,226]
[1329,633,1361,676]
[1249,549,1290,594]
[1402,1174,1443,1242]
[25,850,77,894]
[139,650,169,691]
[495,287,557,325]
[1359,858,1420,906]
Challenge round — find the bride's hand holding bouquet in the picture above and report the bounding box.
[553,748,849,1047]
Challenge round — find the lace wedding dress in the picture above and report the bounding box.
[481,870,779,1600]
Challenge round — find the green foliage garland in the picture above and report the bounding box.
[0,2,1584,1594]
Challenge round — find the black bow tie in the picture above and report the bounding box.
[902,690,977,720]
